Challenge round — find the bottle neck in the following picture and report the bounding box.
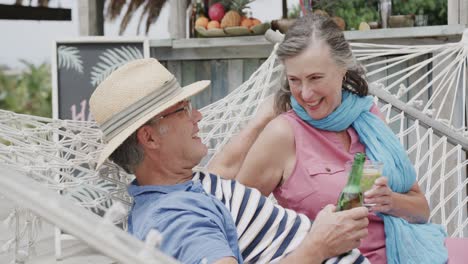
[347,161,364,188]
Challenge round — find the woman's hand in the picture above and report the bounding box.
[364,177,430,223]
[363,176,394,214]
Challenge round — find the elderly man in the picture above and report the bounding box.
[89,58,369,264]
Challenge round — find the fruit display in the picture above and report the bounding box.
[208,2,225,22]
[193,0,270,38]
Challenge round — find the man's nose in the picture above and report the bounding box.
[192,108,202,122]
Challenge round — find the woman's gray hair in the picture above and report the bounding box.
[275,14,368,114]
[109,119,168,174]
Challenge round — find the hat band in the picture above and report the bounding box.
[100,77,182,142]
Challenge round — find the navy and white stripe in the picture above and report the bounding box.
[193,171,369,264]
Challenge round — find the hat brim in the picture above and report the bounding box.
[96,80,210,169]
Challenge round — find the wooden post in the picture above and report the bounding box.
[78,0,104,36]
[448,0,468,25]
[461,0,468,25]
[282,0,288,19]
[169,0,188,39]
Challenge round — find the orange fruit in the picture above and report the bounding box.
[195,16,209,29]
[207,20,221,29]
[240,18,253,28]
[251,18,261,27]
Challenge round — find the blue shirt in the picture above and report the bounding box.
[127,177,242,264]
[128,171,367,264]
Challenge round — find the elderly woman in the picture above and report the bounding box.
[210,14,447,264]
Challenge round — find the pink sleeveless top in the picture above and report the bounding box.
[273,107,387,264]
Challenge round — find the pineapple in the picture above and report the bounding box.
[220,0,254,28]
[227,0,254,16]
[221,11,241,28]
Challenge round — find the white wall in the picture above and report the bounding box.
[0,0,298,69]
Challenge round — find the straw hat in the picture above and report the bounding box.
[89,58,210,168]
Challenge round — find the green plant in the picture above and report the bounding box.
[288,4,301,19]
[313,0,447,29]
[0,61,52,117]
[392,0,447,25]
[314,0,379,30]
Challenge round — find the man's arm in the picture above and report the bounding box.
[280,205,369,264]
[211,206,369,264]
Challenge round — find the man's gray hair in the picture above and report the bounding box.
[109,130,144,174]
[274,14,368,114]
[109,115,171,174]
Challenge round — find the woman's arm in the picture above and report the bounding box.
[364,177,430,223]
[367,105,430,222]
[207,96,277,180]
[236,117,295,196]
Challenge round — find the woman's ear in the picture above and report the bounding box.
[342,69,348,81]
[136,125,160,150]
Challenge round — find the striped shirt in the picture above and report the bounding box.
[193,171,369,264]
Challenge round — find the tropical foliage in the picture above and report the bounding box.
[313,0,447,30]
[90,46,144,86]
[58,46,84,73]
[0,61,52,117]
[106,0,168,34]
[392,0,447,25]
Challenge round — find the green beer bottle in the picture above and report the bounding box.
[336,153,365,211]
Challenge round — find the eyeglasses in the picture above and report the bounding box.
[153,100,193,123]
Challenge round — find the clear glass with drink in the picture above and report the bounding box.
[345,160,384,207]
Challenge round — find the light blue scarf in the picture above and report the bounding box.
[291,90,448,264]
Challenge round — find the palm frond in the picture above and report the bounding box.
[106,0,126,21]
[137,0,167,34]
[90,46,144,87]
[119,0,145,35]
[57,46,84,73]
[145,0,166,34]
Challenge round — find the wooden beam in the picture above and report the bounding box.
[152,45,273,61]
[448,0,459,25]
[169,0,188,39]
[282,0,288,19]
[370,86,468,151]
[78,0,104,36]
[448,0,468,25]
[0,4,71,20]
[461,0,468,25]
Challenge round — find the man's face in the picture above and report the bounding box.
[150,100,208,167]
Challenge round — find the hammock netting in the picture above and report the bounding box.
[0,34,467,262]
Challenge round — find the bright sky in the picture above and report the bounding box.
[0,0,298,70]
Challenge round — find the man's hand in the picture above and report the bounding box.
[305,205,369,260]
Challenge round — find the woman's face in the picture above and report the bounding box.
[284,41,346,120]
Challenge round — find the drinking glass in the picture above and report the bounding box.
[345,160,384,207]
[360,161,384,193]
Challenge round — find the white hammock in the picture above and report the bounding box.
[0,31,467,262]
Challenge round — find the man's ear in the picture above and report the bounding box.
[136,125,160,149]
